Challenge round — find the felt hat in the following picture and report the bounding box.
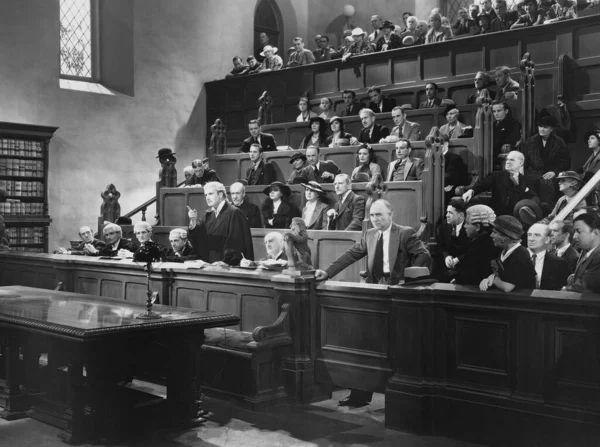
[380,20,395,30]
[351,27,365,37]
[402,35,415,46]
[352,172,371,183]
[513,199,543,226]
[301,181,325,195]
[260,45,278,57]
[308,116,327,130]
[291,174,308,184]
[329,116,344,126]
[443,104,459,117]
[402,266,436,285]
[491,215,524,240]
[156,148,176,158]
[556,170,583,183]
[201,157,209,164]
[289,151,307,164]
[584,129,600,142]
[263,181,291,197]
[537,111,557,127]
[467,204,496,226]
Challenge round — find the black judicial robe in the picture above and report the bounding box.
[188,201,254,265]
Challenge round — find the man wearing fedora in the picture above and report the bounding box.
[239,119,278,153]
[380,106,421,143]
[301,181,330,230]
[260,45,283,71]
[549,220,579,275]
[358,108,390,144]
[230,182,262,228]
[246,143,276,186]
[286,37,315,67]
[526,223,569,290]
[539,171,586,225]
[564,212,600,293]
[327,174,366,231]
[386,139,424,182]
[463,151,542,226]
[367,86,397,114]
[302,146,341,184]
[287,151,308,184]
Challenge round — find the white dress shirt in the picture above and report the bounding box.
[380,225,392,274]
[213,200,226,218]
[555,243,571,258]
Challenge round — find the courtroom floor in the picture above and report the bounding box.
[0,389,485,447]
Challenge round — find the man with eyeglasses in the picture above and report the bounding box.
[313,35,339,62]
[98,223,138,257]
[286,37,315,68]
[467,71,496,104]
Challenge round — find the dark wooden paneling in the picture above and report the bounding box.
[393,55,419,84]
[575,22,600,59]
[241,294,278,332]
[161,192,188,227]
[423,51,451,79]
[339,65,363,91]
[488,42,519,70]
[124,282,148,304]
[365,61,390,87]
[454,48,484,76]
[173,286,207,309]
[535,74,556,112]
[525,34,557,66]
[314,68,338,96]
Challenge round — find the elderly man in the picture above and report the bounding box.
[302,146,341,184]
[419,83,443,109]
[367,86,396,114]
[493,66,520,101]
[187,181,253,266]
[246,143,276,186]
[467,72,496,104]
[98,223,138,257]
[190,158,221,186]
[490,0,519,31]
[526,223,569,290]
[549,220,579,275]
[287,37,315,67]
[492,101,521,170]
[358,108,389,144]
[230,181,262,228]
[368,15,385,47]
[565,212,600,293]
[386,139,424,182]
[165,228,197,262]
[56,226,106,256]
[239,119,277,153]
[340,90,365,117]
[381,106,421,143]
[326,174,366,231]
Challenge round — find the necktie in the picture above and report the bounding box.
[452,225,457,237]
[371,231,384,282]
[531,253,539,288]
[531,253,537,264]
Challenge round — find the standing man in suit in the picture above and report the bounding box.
[419,83,443,109]
[386,139,424,181]
[316,199,431,407]
[340,90,365,117]
[493,66,520,101]
[358,108,390,144]
[302,146,341,184]
[435,199,470,282]
[380,106,421,143]
[527,223,569,290]
[239,119,278,153]
[565,213,600,293]
[367,86,396,114]
[442,143,469,204]
[549,220,579,275]
[230,181,262,228]
[327,174,366,231]
[492,101,521,170]
[246,144,276,186]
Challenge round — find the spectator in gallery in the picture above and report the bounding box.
[256,32,270,62]
[479,215,536,292]
[319,97,336,120]
[55,225,106,256]
[338,35,355,58]
[326,174,366,231]
[246,143,276,186]
[452,8,477,35]
[386,139,424,182]
[303,145,342,184]
[286,37,315,68]
[526,223,569,290]
[230,181,263,228]
[564,212,600,293]
[479,0,498,20]
[468,71,496,104]
[225,56,249,78]
[476,13,493,34]
[351,144,382,182]
[397,16,419,45]
[490,0,519,32]
[439,106,469,140]
[375,20,402,52]
[296,96,318,122]
[537,0,556,16]
[492,101,521,170]
[261,181,301,229]
[301,181,331,230]
[576,129,600,203]
[511,0,546,28]
[367,86,397,114]
[182,166,194,186]
[425,12,454,43]
[381,106,421,143]
[326,116,359,148]
[99,223,138,258]
[244,55,263,75]
[469,4,481,21]
[434,198,470,282]
[549,220,579,275]
[401,11,413,31]
[342,28,373,62]
[358,108,390,144]
[368,15,384,47]
[419,82,443,108]
[260,45,283,72]
[287,151,308,184]
[441,139,469,204]
[545,0,577,22]
[493,66,520,102]
[314,35,339,62]
[538,171,586,225]
[414,20,429,45]
[299,116,329,150]
[312,34,322,53]
[190,158,221,186]
[340,89,365,117]
[239,119,277,153]
[165,228,197,262]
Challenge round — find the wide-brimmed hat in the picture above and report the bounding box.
[291,174,308,184]
[491,215,524,240]
[289,151,307,164]
[353,172,371,183]
[585,129,600,142]
[263,181,291,197]
[156,148,176,159]
[301,181,324,195]
[467,204,496,226]
[556,171,583,183]
[329,116,343,126]
[514,199,543,227]
[308,116,327,129]
[537,112,557,128]
[444,104,459,117]
[260,45,278,57]
[351,27,365,37]
[403,266,436,285]
[380,20,395,30]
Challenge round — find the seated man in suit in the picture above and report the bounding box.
[165,228,197,262]
[98,223,138,257]
[565,212,600,293]
[246,143,276,186]
[315,199,431,407]
[527,223,569,290]
[230,181,262,228]
[380,106,421,143]
[55,225,106,256]
[467,71,496,104]
[327,174,366,231]
[434,199,470,282]
[302,145,341,184]
[340,89,365,117]
[358,108,390,144]
[189,158,221,186]
[492,101,521,170]
[493,65,520,101]
[419,82,443,109]
[239,119,277,153]
[549,220,579,275]
[367,86,396,114]
[240,232,287,269]
[386,139,424,182]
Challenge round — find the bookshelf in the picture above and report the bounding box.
[0,122,58,253]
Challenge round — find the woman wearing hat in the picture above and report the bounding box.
[539,171,586,224]
[439,106,468,139]
[479,215,537,292]
[261,182,301,229]
[375,20,401,52]
[301,181,330,230]
[260,45,283,72]
[351,144,382,182]
[453,205,500,286]
[341,28,373,62]
[296,97,318,122]
[576,129,600,205]
[287,152,308,184]
[325,116,359,148]
[299,116,329,149]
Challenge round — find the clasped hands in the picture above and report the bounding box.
[479,273,496,291]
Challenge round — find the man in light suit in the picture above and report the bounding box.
[302,146,341,184]
[380,106,421,143]
[327,174,365,231]
[527,223,569,290]
[239,119,278,153]
[316,199,431,406]
[565,212,600,293]
[246,144,276,186]
[386,139,424,182]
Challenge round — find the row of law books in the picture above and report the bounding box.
[0,159,44,177]
[0,201,45,215]
[0,139,44,157]
[0,180,44,197]
[5,226,45,245]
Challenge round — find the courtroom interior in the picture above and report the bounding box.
[1,0,600,446]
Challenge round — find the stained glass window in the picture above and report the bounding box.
[59,0,94,79]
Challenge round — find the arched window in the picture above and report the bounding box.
[59,0,98,80]
[254,0,283,59]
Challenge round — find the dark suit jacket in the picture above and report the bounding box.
[340,102,366,117]
[471,170,539,217]
[567,247,600,293]
[539,252,569,291]
[467,89,496,104]
[189,169,221,186]
[246,160,276,186]
[325,223,432,285]
[493,116,521,166]
[358,124,390,144]
[455,233,500,286]
[70,238,106,256]
[329,191,366,231]
[302,200,330,230]
[369,97,397,114]
[558,245,579,275]
[165,244,197,262]
[261,198,301,229]
[239,132,277,153]
[238,200,263,228]
[303,160,342,184]
[436,223,470,260]
[445,152,469,187]
[99,238,138,257]
[419,97,443,109]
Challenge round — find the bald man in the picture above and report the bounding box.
[230,182,262,228]
[56,226,106,256]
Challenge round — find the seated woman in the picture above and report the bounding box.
[539,171,586,224]
[261,181,301,229]
[342,27,373,62]
[351,144,382,182]
[425,12,453,43]
[299,116,329,149]
[576,129,600,205]
[301,181,330,230]
[325,116,359,148]
[375,20,401,52]
[319,98,336,120]
[296,97,318,123]
[287,151,308,184]
[476,13,493,34]
[439,106,468,139]
[133,221,168,262]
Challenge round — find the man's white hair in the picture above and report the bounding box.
[169,228,188,240]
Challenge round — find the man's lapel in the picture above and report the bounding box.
[308,202,323,228]
[404,158,414,181]
[337,191,352,216]
[254,160,264,182]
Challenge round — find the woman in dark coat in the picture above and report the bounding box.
[576,129,600,205]
[299,116,329,150]
[261,182,301,229]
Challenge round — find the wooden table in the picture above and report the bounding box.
[0,285,239,444]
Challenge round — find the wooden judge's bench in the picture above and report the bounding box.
[1,252,600,446]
